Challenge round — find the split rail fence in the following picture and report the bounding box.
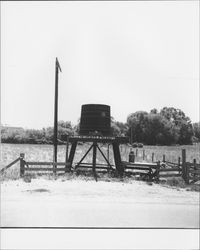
[124,148,199,184]
[0,149,200,184]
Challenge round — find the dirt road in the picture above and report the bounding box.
[1,179,199,228]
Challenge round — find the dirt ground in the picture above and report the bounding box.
[1,178,199,228]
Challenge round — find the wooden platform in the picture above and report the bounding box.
[68,135,129,144]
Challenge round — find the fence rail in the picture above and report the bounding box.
[159,168,181,172]
[24,167,66,171]
[159,173,182,178]
[165,161,180,165]
[25,162,70,166]
[127,147,199,184]
[0,157,20,174]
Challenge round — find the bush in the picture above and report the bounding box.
[1,121,76,144]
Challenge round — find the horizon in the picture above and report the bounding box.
[1,104,199,131]
[1,1,199,129]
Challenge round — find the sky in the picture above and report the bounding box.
[1,1,199,129]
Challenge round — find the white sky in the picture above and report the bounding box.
[1,1,199,129]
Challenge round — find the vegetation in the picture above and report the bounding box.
[1,107,199,145]
[193,122,200,142]
[127,107,195,145]
[1,121,75,144]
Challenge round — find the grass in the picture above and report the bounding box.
[0,143,200,185]
[158,177,200,192]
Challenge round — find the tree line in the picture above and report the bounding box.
[1,107,200,145]
[1,121,75,145]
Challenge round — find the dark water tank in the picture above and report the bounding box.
[79,104,111,136]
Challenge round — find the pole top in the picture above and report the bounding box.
[56,57,62,72]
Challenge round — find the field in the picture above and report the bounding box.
[1,143,199,179]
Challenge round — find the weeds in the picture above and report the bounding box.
[158,177,200,192]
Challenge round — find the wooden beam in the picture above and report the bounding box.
[125,166,152,171]
[68,141,77,166]
[26,162,70,166]
[0,157,20,173]
[68,135,129,144]
[75,165,110,170]
[159,174,182,178]
[92,142,97,181]
[159,168,181,172]
[24,168,66,171]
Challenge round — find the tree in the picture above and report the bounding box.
[58,121,72,129]
[111,119,128,136]
[127,111,148,143]
[143,114,164,145]
[126,107,194,145]
[150,108,158,114]
[193,122,200,142]
[57,120,74,141]
[160,107,193,144]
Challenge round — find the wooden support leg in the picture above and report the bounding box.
[107,144,110,170]
[68,141,77,170]
[112,142,123,175]
[92,142,97,181]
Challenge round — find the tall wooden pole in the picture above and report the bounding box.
[53,58,62,169]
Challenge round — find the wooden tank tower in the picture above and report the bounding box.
[67,104,128,178]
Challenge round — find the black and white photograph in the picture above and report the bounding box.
[0,1,199,247]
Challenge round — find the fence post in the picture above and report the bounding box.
[178,157,181,166]
[155,161,160,182]
[152,153,154,162]
[20,153,25,177]
[182,149,186,182]
[193,159,197,181]
[143,150,145,160]
[129,150,135,163]
[162,154,165,162]
[136,148,138,157]
[185,162,190,184]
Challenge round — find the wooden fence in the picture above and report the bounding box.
[128,148,183,166]
[182,161,200,184]
[125,148,200,183]
[0,153,71,177]
[0,149,200,184]
[20,153,71,176]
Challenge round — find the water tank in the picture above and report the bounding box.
[79,104,111,136]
